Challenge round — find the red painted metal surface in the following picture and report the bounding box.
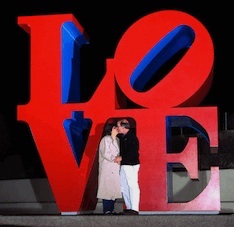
[17,10,219,213]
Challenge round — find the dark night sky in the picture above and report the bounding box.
[0,1,233,178]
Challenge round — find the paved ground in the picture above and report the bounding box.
[0,214,234,227]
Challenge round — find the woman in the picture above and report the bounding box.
[97,122,122,215]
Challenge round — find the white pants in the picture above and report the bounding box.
[120,164,140,212]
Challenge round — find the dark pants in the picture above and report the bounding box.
[102,199,116,214]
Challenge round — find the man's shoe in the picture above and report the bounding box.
[123,209,131,213]
[129,210,139,215]
[123,209,139,215]
[111,212,118,215]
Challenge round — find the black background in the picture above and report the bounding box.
[0,1,233,179]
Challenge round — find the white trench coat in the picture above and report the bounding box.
[97,135,122,200]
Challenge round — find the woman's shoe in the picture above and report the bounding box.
[105,211,112,215]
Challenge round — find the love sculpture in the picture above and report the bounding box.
[17,10,219,214]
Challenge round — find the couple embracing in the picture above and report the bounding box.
[97,119,140,215]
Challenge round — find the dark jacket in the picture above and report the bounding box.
[119,130,140,165]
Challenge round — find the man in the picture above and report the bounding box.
[116,119,140,215]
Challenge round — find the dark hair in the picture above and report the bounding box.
[103,123,116,136]
[120,120,130,129]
